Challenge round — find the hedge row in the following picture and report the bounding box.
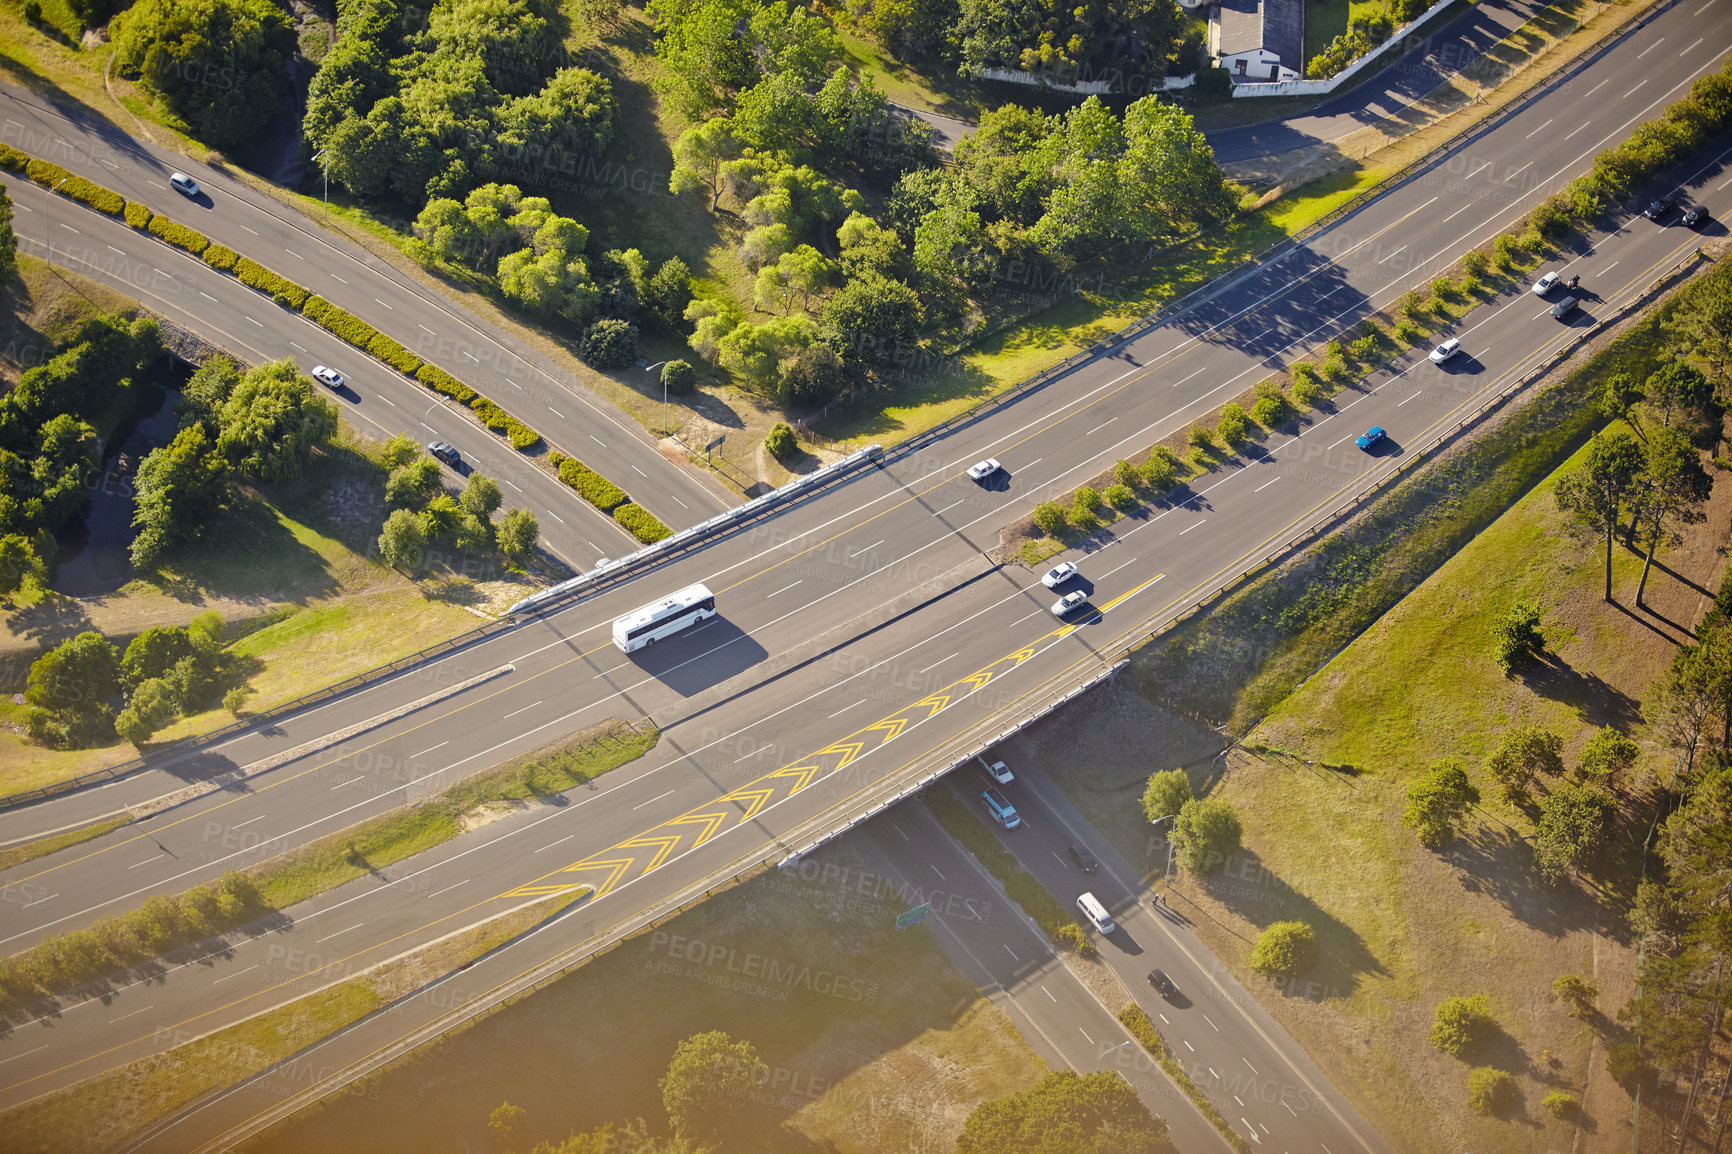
[417,363,478,404]
[1118,1004,1252,1154]
[367,331,422,376]
[0,145,24,173]
[551,451,628,512]
[123,201,152,230]
[613,503,670,544]
[302,294,379,347]
[235,257,309,309]
[202,243,239,272]
[147,213,209,256]
[22,158,124,216]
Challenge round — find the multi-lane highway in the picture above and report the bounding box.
[0,88,735,557]
[3,3,1730,1146]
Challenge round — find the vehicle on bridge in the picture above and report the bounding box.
[613,583,717,652]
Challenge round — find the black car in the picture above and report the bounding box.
[1684,205,1708,228]
[1644,196,1675,221]
[1147,968,1180,1000]
[428,440,461,466]
[1067,844,1100,872]
[1551,296,1579,321]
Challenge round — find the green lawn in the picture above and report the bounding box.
[245,844,1048,1154]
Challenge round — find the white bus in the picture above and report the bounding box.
[612,583,717,652]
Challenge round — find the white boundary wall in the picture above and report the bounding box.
[1231,0,1458,96]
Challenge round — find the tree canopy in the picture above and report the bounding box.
[112,0,294,151]
[956,1070,1172,1154]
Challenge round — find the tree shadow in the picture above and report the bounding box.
[1443,824,1604,939]
[3,591,95,649]
[1197,847,1388,998]
[1513,651,1643,731]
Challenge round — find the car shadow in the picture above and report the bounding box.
[977,470,1012,492]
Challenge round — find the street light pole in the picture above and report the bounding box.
[644,360,668,436]
[422,400,438,439]
[44,177,67,269]
[1149,813,1177,889]
[312,149,329,222]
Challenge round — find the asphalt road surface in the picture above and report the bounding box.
[2,4,1730,1142]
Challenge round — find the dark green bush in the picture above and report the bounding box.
[614,503,670,544]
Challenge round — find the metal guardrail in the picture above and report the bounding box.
[877,0,1671,470]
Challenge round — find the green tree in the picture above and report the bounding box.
[215,361,338,484]
[1675,272,1732,383]
[1483,726,1564,802]
[661,360,697,397]
[26,630,119,744]
[0,533,45,596]
[1466,1067,1518,1116]
[131,425,229,571]
[1492,600,1545,672]
[1632,425,1711,606]
[1578,726,1639,779]
[497,67,615,164]
[386,457,443,509]
[956,1070,1170,1154]
[419,493,462,539]
[112,0,294,150]
[497,508,539,565]
[121,626,195,692]
[1139,448,1178,492]
[179,355,243,432]
[669,117,745,209]
[1429,994,1494,1057]
[659,1030,766,1150]
[1216,403,1249,447]
[1032,501,1065,537]
[115,677,178,747]
[819,274,921,368]
[1248,921,1316,980]
[764,422,797,459]
[1171,796,1242,874]
[1402,758,1480,849]
[1551,973,1598,1018]
[1140,769,1191,824]
[1554,429,1644,602]
[460,474,503,518]
[579,319,639,369]
[1533,785,1616,883]
[379,432,420,470]
[377,508,426,572]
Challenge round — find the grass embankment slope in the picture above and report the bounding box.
[244,844,1048,1154]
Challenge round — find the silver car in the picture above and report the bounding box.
[1051,590,1088,617]
[169,172,200,198]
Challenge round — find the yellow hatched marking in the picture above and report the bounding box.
[866,716,910,743]
[616,832,683,873]
[721,787,777,822]
[765,763,819,792]
[822,740,867,769]
[668,808,731,845]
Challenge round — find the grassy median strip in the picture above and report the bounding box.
[1119,1004,1253,1154]
[0,888,586,1154]
[0,722,655,1015]
[0,817,131,873]
[922,785,1094,956]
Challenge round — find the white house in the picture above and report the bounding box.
[1210,0,1303,82]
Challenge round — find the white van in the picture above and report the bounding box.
[1076,892,1115,934]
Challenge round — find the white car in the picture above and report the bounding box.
[310,365,344,390]
[1531,271,1560,296]
[1429,337,1462,364]
[1051,590,1088,617]
[979,756,1014,785]
[1041,561,1078,588]
[169,172,200,198]
[967,458,1001,481]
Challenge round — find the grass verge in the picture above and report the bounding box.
[244,841,1048,1154]
[0,816,129,872]
[0,888,585,1154]
[1119,1004,1252,1154]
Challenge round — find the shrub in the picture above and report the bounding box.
[1072,486,1102,515]
[1393,319,1424,346]
[505,421,541,450]
[1466,1067,1518,1116]
[1461,249,1490,279]
[554,456,627,512]
[578,318,639,369]
[234,259,309,309]
[147,214,210,255]
[1492,233,1521,269]
[1248,921,1317,980]
[1112,459,1137,487]
[201,244,239,271]
[25,159,124,215]
[1217,403,1249,447]
[23,0,41,22]
[614,503,671,544]
[1032,501,1066,537]
[662,359,697,396]
[1139,448,1178,492]
[765,422,797,459]
[1104,483,1137,511]
[366,332,423,376]
[1186,423,1214,449]
[222,686,250,716]
[0,145,23,173]
[123,201,152,229]
[1051,922,1095,957]
[1459,274,1485,299]
[302,296,378,347]
[1429,276,1457,302]
[1430,994,1494,1057]
[1552,974,1597,1018]
[1252,393,1287,427]
[416,363,478,405]
[1349,334,1379,363]
[1542,1091,1579,1120]
[1322,355,1351,383]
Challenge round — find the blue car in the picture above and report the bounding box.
[1355,426,1386,451]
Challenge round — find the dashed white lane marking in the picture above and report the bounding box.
[850,540,883,558]
[127,858,158,869]
[1376,245,1406,264]
[245,316,262,327]
[1625,79,1649,99]
[633,465,647,477]
[1564,122,1591,140]
[544,511,564,524]
[1524,118,1553,138]
[917,652,958,673]
[285,248,303,259]
[632,789,676,810]
[212,965,258,985]
[240,225,257,235]
[1636,37,1665,58]
[548,407,565,418]
[376,394,397,407]
[1002,943,1018,961]
[1178,520,1206,535]
[330,272,347,283]
[827,698,865,718]
[1254,477,1280,492]
[1078,1028,1095,1046]
[766,580,802,597]
[1682,36,1705,53]
[0,1045,48,1066]
[535,835,575,853]
[1041,986,1056,1002]
[374,298,392,309]
[316,922,365,943]
[411,741,447,758]
[1086,418,1116,435]
[106,244,125,254]
[502,700,543,720]
[427,879,470,899]
[109,1004,156,1022]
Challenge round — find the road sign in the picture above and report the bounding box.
[895,902,932,930]
[704,433,727,453]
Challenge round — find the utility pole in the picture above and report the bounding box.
[44,177,67,269]
[312,149,329,221]
[645,360,668,436]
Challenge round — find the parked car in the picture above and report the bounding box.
[169,172,200,198]
[310,365,344,390]
[1645,196,1675,221]
[1429,337,1462,364]
[1041,561,1078,589]
[1067,843,1100,872]
[1552,297,1580,321]
[1051,590,1088,618]
[979,755,1014,785]
[1147,968,1180,1000]
[1531,271,1560,296]
[981,788,1020,828]
[1354,425,1386,451]
[967,458,1001,481]
[1684,205,1708,228]
[428,440,461,466]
